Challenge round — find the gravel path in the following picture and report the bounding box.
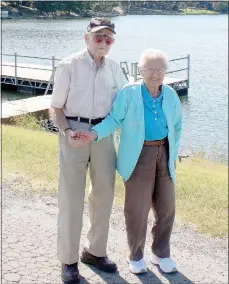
[2,176,228,284]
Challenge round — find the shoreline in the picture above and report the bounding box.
[2,12,222,20]
[1,4,223,20]
[2,115,228,166]
[1,1,227,20]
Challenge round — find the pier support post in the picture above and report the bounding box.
[52,56,55,74]
[187,54,190,88]
[133,63,138,82]
[15,53,17,85]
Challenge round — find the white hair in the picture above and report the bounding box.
[138,48,169,69]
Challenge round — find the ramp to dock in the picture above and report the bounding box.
[2,95,52,122]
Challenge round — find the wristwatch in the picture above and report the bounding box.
[90,130,98,141]
[60,127,71,136]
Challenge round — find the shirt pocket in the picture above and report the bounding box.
[104,66,118,100]
[69,74,85,91]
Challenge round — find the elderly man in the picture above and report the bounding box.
[51,18,127,283]
[77,49,182,274]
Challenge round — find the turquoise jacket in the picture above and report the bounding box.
[92,82,182,183]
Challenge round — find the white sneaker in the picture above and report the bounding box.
[150,253,177,273]
[128,258,147,274]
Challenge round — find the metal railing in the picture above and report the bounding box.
[121,55,190,84]
[1,53,190,90]
[167,55,190,88]
[2,53,61,82]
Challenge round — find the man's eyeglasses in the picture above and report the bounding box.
[140,68,166,75]
[93,34,115,45]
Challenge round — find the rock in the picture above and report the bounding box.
[4,273,21,282]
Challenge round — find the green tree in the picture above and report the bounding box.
[218,2,229,13]
[207,2,214,11]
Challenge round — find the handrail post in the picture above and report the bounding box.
[187,54,190,88]
[52,56,55,73]
[133,63,138,82]
[15,53,17,85]
[131,63,134,76]
[44,69,55,95]
[125,62,129,74]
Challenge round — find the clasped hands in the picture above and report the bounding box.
[67,129,96,148]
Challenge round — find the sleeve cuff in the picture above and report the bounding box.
[50,101,64,108]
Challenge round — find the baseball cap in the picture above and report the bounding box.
[87,17,116,34]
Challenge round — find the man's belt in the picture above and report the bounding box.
[144,137,167,146]
[65,116,105,125]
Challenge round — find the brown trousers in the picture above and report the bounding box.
[124,143,175,261]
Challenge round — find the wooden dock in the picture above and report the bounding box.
[2,62,52,82]
[1,57,56,95]
[1,53,190,122]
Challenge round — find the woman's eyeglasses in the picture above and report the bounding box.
[93,34,115,45]
[140,68,166,75]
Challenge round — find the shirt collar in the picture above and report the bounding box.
[141,82,164,102]
[84,48,106,69]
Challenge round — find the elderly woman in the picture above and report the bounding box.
[78,49,182,274]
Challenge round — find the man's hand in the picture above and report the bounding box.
[66,130,89,148]
[79,130,97,142]
[66,130,95,148]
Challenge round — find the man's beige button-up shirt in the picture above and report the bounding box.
[51,48,127,118]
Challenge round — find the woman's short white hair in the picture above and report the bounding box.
[138,48,169,69]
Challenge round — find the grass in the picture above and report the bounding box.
[181,8,218,15]
[2,124,228,238]
[2,125,59,193]
[174,158,227,237]
[8,113,44,131]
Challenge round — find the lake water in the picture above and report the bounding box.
[2,15,228,162]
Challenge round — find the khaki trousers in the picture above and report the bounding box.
[57,120,116,264]
[124,143,175,261]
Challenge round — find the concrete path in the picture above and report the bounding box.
[2,176,228,283]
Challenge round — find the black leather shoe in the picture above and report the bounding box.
[61,263,80,283]
[80,248,117,273]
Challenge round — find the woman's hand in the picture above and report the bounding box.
[66,130,96,148]
[66,130,89,148]
[79,130,97,142]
